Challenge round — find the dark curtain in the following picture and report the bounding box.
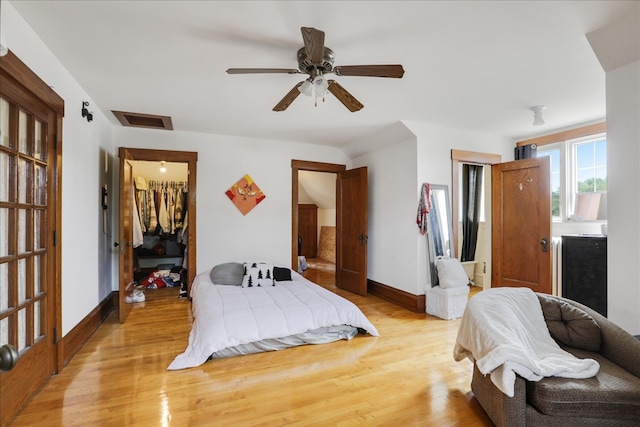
[461,164,483,262]
[514,143,537,160]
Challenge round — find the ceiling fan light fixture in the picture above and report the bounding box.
[530,105,546,126]
[298,79,313,96]
[298,75,329,106]
[314,75,328,93]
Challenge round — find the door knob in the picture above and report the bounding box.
[0,344,18,372]
[540,238,548,253]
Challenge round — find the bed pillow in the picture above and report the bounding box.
[243,261,274,277]
[273,266,292,282]
[242,266,275,288]
[435,257,469,289]
[209,262,244,286]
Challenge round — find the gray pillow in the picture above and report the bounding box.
[209,262,244,286]
[537,294,602,352]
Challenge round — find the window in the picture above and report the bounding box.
[536,133,606,222]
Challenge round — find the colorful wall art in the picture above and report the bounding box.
[225,174,266,215]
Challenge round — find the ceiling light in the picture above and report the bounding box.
[530,105,546,126]
[160,161,167,173]
[299,79,313,96]
[298,73,329,107]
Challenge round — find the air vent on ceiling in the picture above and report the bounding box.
[111,110,173,130]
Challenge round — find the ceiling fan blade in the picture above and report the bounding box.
[227,68,301,74]
[301,27,325,64]
[333,65,405,78]
[327,80,364,112]
[273,82,304,111]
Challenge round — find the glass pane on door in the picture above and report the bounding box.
[18,158,33,204]
[18,308,26,352]
[34,300,41,339]
[0,97,9,147]
[34,119,46,161]
[0,262,7,311]
[18,258,27,304]
[18,208,27,254]
[0,151,14,202]
[34,254,42,295]
[0,317,7,346]
[18,109,29,155]
[0,208,8,257]
[34,209,44,250]
[35,163,47,205]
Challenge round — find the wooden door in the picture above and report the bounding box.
[118,148,134,323]
[0,52,62,426]
[298,204,317,258]
[492,157,552,294]
[336,167,368,296]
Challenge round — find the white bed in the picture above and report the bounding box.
[168,268,379,370]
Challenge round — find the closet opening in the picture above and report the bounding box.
[131,160,188,298]
[118,148,197,322]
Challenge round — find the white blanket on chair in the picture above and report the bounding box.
[453,287,599,397]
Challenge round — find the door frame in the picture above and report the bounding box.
[451,149,502,260]
[119,148,198,294]
[291,160,345,271]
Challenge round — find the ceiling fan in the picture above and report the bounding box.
[226,27,405,112]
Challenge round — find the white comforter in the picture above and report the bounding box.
[168,270,379,370]
[453,287,599,397]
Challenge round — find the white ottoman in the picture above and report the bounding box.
[426,285,470,320]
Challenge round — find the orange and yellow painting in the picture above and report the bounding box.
[225,174,266,216]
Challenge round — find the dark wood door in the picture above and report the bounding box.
[0,52,62,426]
[336,167,368,296]
[492,157,552,294]
[118,148,134,323]
[298,204,317,258]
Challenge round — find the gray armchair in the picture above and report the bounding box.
[471,293,640,426]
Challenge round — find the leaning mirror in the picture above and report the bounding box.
[427,184,454,287]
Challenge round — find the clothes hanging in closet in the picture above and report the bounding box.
[134,178,187,237]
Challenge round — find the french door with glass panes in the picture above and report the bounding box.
[0,54,61,426]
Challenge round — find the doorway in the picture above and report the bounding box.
[451,149,501,290]
[118,148,197,323]
[298,170,337,284]
[291,160,368,296]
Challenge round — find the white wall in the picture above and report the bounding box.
[113,127,349,277]
[3,2,116,336]
[606,59,640,334]
[587,10,640,334]
[353,132,419,294]
[350,121,512,296]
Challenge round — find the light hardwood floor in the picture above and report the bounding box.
[10,261,492,426]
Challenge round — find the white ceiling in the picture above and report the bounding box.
[8,1,637,148]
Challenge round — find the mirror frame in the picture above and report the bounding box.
[427,184,454,287]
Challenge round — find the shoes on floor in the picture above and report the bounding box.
[125,289,145,303]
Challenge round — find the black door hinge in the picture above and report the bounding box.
[53,230,57,247]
